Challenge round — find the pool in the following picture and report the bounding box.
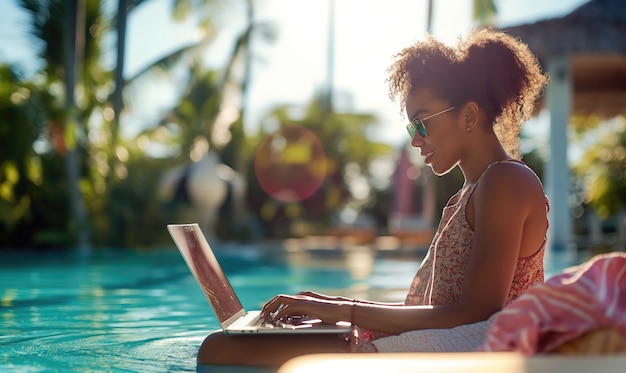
[0,244,576,372]
[0,245,421,372]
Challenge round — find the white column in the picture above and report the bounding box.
[545,57,573,253]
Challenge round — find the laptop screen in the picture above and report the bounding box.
[168,224,244,325]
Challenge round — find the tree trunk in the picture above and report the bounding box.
[111,0,127,155]
[65,0,91,251]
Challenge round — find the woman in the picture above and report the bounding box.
[197,27,550,367]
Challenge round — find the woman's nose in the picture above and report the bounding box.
[410,134,425,148]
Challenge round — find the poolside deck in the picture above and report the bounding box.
[278,352,626,373]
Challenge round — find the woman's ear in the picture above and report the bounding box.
[462,102,480,132]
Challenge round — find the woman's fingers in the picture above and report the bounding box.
[296,291,315,297]
[260,293,347,323]
[260,294,301,318]
[272,299,308,320]
[260,295,286,317]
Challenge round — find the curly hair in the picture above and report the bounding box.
[387,28,549,159]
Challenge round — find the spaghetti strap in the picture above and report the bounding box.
[484,158,524,175]
[476,159,542,188]
[467,159,520,195]
[473,158,548,211]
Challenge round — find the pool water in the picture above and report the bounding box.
[0,246,421,372]
[0,245,576,372]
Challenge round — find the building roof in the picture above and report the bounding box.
[502,0,626,117]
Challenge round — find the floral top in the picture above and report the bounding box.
[405,161,547,306]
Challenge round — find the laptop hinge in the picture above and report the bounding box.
[221,309,248,329]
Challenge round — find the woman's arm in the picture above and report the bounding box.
[462,162,546,318]
[296,291,403,306]
[260,295,489,335]
[262,164,545,335]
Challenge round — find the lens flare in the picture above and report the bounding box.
[254,125,327,203]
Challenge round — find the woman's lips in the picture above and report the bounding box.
[422,151,434,164]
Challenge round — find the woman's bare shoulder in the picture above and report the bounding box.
[481,161,543,194]
[473,161,545,215]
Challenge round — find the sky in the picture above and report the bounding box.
[0,0,590,148]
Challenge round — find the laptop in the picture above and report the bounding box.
[167,223,352,334]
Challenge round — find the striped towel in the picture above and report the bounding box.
[480,252,626,355]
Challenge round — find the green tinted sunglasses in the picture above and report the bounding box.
[407,106,458,138]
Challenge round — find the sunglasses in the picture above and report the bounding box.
[406,106,458,138]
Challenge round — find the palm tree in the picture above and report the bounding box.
[9,0,268,247]
[64,0,90,250]
[109,0,217,153]
[111,0,131,157]
[101,0,274,242]
[17,0,111,249]
[104,0,271,244]
[134,0,274,168]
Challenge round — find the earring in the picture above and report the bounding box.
[466,127,471,132]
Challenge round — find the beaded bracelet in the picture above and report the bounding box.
[350,299,359,325]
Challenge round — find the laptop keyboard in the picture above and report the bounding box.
[256,314,322,329]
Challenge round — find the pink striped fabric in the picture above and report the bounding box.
[480,252,626,355]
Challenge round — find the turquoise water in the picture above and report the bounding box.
[0,247,420,372]
[0,246,574,372]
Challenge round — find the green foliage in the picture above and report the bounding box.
[574,121,626,218]
[102,156,177,247]
[2,0,111,249]
[472,0,497,26]
[570,115,604,137]
[0,64,73,247]
[165,67,222,154]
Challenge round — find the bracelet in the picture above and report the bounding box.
[350,301,357,326]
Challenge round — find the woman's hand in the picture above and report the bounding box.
[259,294,302,320]
[260,294,351,325]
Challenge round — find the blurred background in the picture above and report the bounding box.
[0,0,624,256]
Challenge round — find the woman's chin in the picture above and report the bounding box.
[429,162,457,176]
